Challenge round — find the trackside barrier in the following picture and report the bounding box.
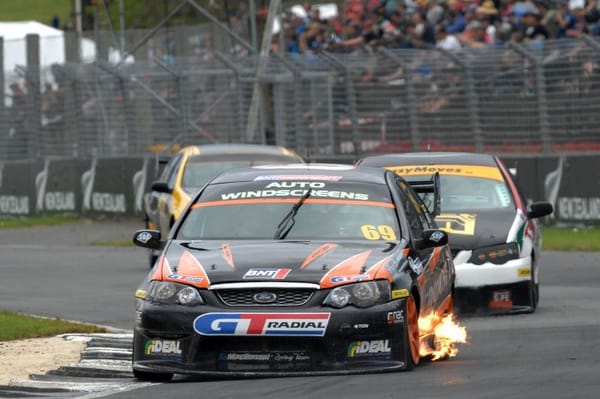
[0,154,598,224]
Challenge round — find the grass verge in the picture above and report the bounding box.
[0,215,82,229]
[0,0,72,26]
[0,311,106,342]
[541,226,600,252]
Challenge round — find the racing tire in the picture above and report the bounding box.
[526,263,539,313]
[404,295,420,370]
[132,368,173,382]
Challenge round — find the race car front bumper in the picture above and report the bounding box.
[133,297,411,376]
[452,252,535,313]
[453,252,533,288]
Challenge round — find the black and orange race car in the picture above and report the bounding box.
[131,164,461,380]
[358,152,553,314]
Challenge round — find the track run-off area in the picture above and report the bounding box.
[0,220,598,399]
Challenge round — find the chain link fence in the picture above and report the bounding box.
[1,33,600,161]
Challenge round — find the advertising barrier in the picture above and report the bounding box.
[0,154,598,224]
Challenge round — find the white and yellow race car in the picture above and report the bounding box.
[359,152,553,314]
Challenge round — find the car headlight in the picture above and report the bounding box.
[323,280,390,308]
[147,281,205,306]
[469,242,520,265]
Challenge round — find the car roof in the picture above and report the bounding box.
[208,163,390,185]
[359,152,497,167]
[180,144,301,158]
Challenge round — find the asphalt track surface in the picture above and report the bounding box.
[1,221,599,399]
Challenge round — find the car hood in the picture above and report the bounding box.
[151,240,403,289]
[435,209,516,250]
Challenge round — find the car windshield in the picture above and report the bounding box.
[182,156,298,189]
[409,175,514,212]
[177,179,400,241]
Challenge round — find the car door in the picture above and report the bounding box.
[394,177,452,316]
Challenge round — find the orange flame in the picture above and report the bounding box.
[418,312,467,361]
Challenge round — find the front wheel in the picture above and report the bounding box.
[404,295,420,370]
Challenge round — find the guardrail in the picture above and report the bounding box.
[0,154,598,224]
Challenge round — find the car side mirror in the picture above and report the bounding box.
[151,181,172,194]
[132,229,164,250]
[527,202,553,219]
[416,229,448,249]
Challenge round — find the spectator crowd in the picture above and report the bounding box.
[270,0,600,53]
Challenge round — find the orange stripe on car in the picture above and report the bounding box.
[221,243,235,269]
[191,199,395,208]
[150,256,170,281]
[300,243,338,269]
[365,255,393,281]
[319,250,373,289]
[165,250,211,289]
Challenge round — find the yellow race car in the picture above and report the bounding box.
[144,144,303,266]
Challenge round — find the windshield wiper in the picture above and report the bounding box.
[273,191,311,240]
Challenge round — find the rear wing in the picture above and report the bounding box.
[408,172,441,217]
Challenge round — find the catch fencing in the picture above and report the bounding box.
[1,34,600,161]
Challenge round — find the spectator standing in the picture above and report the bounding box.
[522,11,550,41]
[556,0,577,37]
[436,24,463,49]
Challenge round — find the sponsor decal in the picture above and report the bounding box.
[489,290,512,309]
[218,352,311,363]
[558,197,600,221]
[220,190,369,201]
[353,323,369,329]
[347,340,391,358]
[193,313,331,336]
[266,182,326,188]
[387,310,404,325]
[436,213,477,236]
[518,267,531,278]
[91,192,126,213]
[243,268,291,280]
[135,289,147,300]
[429,230,444,243]
[423,260,453,311]
[136,231,152,244]
[0,196,29,215]
[385,164,503,181]
[167,274,204,283]
[408,257,423,275]
[144,339,182,356]
[254,175,343,182]
[42,192,76,211]
[391,289,409,299]
[330,274,370,283]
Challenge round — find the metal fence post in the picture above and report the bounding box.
[321,52,360,156]
[509,42,551,153]
[25,34,41,159]
[381,49,421,151]
[215,52,248,142]
[0,37,4,160]
[437,49,483,152]
[271,53,306,152]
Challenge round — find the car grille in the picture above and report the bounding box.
[216,288,314,307]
